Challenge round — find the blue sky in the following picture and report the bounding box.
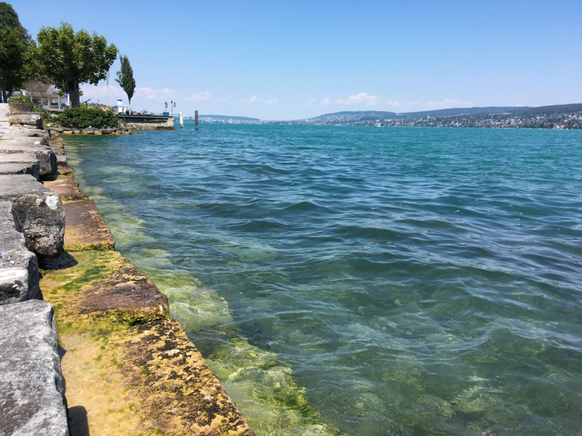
[12,0,582,120]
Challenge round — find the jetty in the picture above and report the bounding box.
[117,113,175,130]
[0,103,254,435]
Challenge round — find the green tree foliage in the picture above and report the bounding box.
[115,55,136,112]
[58,107,120,129]
[0,2,30,101]
[35,22,117,107]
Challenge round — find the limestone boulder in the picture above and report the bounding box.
[2,129,50,144]
[0,201,41,304]
[7,113,43,129]
[0,300,68,436]
[0,175,65,258]
[0,162,40,180]
[0,143,57,176]
[0,154,41,181]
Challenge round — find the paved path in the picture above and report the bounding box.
[0,103,11,138]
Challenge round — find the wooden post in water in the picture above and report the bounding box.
[195,110,199,130]
[179,111,184,129]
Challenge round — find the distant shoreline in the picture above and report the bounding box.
[183,103,582,129]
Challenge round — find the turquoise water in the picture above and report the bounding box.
[64,125,582,435]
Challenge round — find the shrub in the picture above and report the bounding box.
[58,107,120,129]
[8,94,33,105]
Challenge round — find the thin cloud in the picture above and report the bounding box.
[334,92,399,107]
[135,87,177,100]
[80,84,178,104]
[185,92,212,101]
[183,92,226,104]
[241,96,276,105]
[407,98,473,111]
[80,84,123,99]
[321,97,331,105]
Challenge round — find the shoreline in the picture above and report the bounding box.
[45,130,256,435]
[0,99,255,435]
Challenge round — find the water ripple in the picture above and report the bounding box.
[67,125,582,436]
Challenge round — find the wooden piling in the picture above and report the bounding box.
[195,110,199,130]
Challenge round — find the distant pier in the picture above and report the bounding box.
[117,113,174,130]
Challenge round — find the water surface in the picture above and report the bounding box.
[64,125,582,435]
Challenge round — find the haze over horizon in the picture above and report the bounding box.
[13,0,582,120]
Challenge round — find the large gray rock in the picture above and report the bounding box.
[0,300,68,436]
[0,175,65,258]
[0,201,41,304]
[7,113,43,129]
[0,143,57,176]
[0,162,40,180]
[3,129,50,141]
[0,153,41,178]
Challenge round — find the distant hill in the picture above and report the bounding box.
[183,104,582,126]
[199,115,260,123]
[306,106,530,124]
[504,104,582,117]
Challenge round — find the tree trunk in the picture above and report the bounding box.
[67,81,80,108]
[128,98,131,114]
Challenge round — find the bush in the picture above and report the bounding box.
[8,94,33,105]
[58,107,120,129]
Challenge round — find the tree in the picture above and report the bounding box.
[115,55,135,112]
[35,22,117,107]
[24,80,56,106]
[0,2,30,101]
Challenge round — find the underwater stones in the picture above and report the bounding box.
[77,261,169,324]
[0,300,68,436]
[0,175,65,258]
[62,199,115,251]
[120,320,255,435]
[44,178,88,203]
[0,201,41,304]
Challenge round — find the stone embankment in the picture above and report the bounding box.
[0,103,254,436]
[51,126,136,135]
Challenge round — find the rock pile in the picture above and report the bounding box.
[0,103,69,434]
[51,126,136,135]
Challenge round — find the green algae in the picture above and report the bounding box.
[40,250,167,333]
[40,251,122,298]
[208,335,343,436]
[111,253,343,435]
